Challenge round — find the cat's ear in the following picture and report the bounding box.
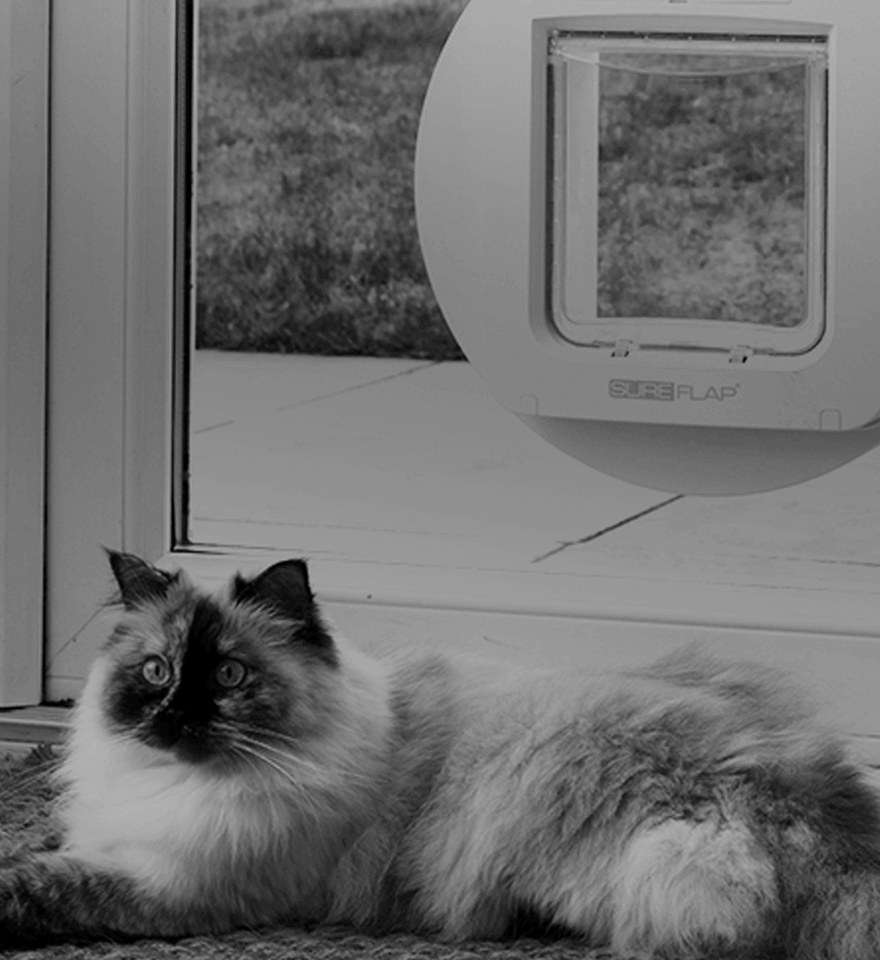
[231,559,314,621]
[233,559,337,665]
[105,548,180,610]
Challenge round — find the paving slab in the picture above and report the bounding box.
[540,447,880,589]
[191,352,434,434]
[189,351,880,614]
[189,352,668,567]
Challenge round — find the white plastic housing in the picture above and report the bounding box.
[415,0,880,493]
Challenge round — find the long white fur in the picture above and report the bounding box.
[392,666,792,950]
[58,633,393,923]
[609,818,778,956]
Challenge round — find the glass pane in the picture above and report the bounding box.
[188,0,666,558]
[196,0,464,359]
[552,36,827,332]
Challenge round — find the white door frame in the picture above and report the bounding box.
[0,0,49,706]
[45,0,177,699]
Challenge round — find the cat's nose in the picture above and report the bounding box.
[155,707,189,744]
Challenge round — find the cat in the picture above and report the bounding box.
[1,549,880,958]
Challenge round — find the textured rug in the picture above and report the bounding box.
[0,748,627,960]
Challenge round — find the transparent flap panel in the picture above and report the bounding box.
[549,33,827,353]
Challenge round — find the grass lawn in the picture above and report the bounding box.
[197,0,467,359]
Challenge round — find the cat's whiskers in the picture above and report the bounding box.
[240,734,373,796]
[218,722,311,755]
[225,722,374,788]
[223,739,326,819]
[227,735,338,801]
[209,719,337,785]
[244,732,369,782]
[211,724,297,772]
[222,734,362,821]
[0,759,62,807]
[224,743,273,792]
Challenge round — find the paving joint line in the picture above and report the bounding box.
[531,495,684,564]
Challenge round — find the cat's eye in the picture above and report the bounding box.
[215,658,246,689]
[142,655,172,687]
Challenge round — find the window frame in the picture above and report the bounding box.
[0,0,49,706]
[43,0,880,764]
[45,0,176,698]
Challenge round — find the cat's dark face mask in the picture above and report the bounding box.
[99,550,339,769]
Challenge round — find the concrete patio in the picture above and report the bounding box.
[191,350,880,630]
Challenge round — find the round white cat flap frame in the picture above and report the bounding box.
[415,0,880,495]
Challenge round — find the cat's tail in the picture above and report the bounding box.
[774,765,880,960]
[784,868,880,960]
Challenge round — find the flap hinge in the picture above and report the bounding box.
[728,344,753,364]
[612,338,635,358]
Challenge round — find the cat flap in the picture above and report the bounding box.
[414,0,880,493]
[106,549,180,610]
[231,559,315,623]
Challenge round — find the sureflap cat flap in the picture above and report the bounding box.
[415,0,880,494]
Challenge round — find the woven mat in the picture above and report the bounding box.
[0,748,622,960]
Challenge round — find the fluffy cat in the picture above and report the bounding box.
[1,550,880,957]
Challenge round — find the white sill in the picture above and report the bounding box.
[170,547,880,640]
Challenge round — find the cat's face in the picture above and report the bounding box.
[99,551,340,770]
